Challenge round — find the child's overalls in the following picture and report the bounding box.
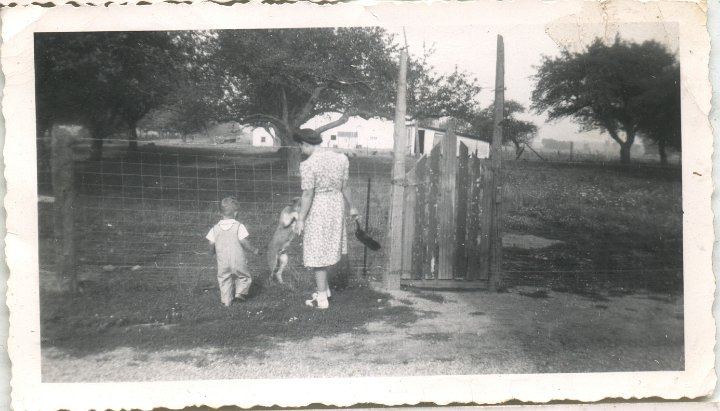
[212,222,251,305]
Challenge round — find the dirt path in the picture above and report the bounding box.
[42,289,535,382]
[42,287,682,382]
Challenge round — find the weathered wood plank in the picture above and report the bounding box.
[401,164,417,279]
[455,142,469,279]
[466,155,483,280]
[411,156,428,280]
[479,160,493,280]
[427,144,441,279]
[438,121,457,280]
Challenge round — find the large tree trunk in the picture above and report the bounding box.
[619,142,631,164]
[618,128,636,164]
[274,126,301,176]
[658,139,668,165]
[279,145,301,177]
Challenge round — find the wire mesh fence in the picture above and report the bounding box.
[38,137,395,292]
[500,160,683,294]
[37,133,683,295]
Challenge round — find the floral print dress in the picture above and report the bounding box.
[299,150,349,268]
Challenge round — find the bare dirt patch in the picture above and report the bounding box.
[41,285,682,382]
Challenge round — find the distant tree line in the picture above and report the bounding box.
[37,30,676,169]
[532,36,680,164]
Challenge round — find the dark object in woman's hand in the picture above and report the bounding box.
[355,221,381,251]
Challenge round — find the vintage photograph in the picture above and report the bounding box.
[35,23,684,380]
[3,1,714,409]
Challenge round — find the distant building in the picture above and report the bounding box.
[304,115,396,150]
[300,113,490,158]
[251,127,275,147]
[407,124,490,158]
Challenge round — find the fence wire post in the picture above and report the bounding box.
[488,34,506,291]
[384,48,408,290]
[50,126,77,293]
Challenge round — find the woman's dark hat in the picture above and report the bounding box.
[355,220,381,251]
[293,128,323,145]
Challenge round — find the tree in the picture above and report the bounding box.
[209,28,481,175]
[34,31,195,159]
[531,37,679,164]
[635,64,681,164]
[463,100,538,159]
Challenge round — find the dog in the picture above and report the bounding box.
[267,197,301,284]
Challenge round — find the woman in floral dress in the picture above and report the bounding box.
[293,129,359,309]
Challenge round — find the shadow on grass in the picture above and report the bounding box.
[41,280,419,359]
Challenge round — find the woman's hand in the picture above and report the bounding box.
[350,207,360,221]
[294,219,305,235]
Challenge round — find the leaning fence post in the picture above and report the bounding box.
[50,126,78,293]
[488,34,506,291]
[383,48,408,290]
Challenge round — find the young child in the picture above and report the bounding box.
[206,197,260,307]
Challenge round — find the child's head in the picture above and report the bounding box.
[220,197,239,218]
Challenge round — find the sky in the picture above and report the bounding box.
[392,21,679,145]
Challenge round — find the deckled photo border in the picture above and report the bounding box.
[2,1,715,409]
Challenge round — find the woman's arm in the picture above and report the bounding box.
[342,181,359,220]
[294,188,314,235]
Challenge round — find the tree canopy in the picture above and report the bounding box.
[36,28,483,170]
[531,37,679,164]
[35,31,197,158]
[461,100,538,159]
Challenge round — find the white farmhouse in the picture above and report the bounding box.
[302,114,396,150]
[244,112,492,158]
[251,127,275,147]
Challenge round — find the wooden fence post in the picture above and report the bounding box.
[384,48,408,290]
[488,35,506,290]
[50,126,78,293]
[438,119,457,280]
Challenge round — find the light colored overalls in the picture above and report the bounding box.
[212,222,251,306]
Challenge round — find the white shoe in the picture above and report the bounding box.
[316,291,329,309]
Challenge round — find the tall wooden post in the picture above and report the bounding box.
[438,119,457,279]
[51,126,78,293]
[384,49,408,290]
[488,35,505,290]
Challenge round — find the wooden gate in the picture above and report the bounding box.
[400,126,501,288]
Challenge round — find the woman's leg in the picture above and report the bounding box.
[314,268,327,292]
[313,268,329,309]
